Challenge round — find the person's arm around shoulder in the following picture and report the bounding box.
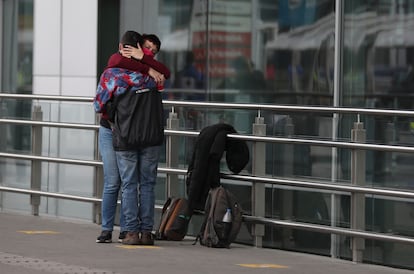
[116,44,167,86]
[106,52,150,75]
[140,54,171,79]
[124,44,171,79]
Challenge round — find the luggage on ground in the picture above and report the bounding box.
[156,197,191,241]
[196,186,243,248]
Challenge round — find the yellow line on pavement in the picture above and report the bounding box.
[116,245,161,249]
[237,263,288,269]
[17,230,60,234]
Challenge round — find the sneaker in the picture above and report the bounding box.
[122,232,141,245]
[140,231,154,246]
[96,230,112,243]
[118,231,127,243]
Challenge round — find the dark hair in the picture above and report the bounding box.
[120,30,143,48]
[142,33,161,52]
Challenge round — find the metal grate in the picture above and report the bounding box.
[0,252,118,274]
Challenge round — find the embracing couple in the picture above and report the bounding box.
[94,30,170,245]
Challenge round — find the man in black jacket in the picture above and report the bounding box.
[112,34,167,246]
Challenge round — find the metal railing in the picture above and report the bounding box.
[1,93,414,263]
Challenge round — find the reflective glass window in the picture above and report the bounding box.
[342,0,414,268]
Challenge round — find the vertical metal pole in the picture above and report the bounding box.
[252,114,266,247]
[166,109,180,198]
[283,116,294,175]
[205,0,211,95]
[0,101,6,186]
[332,0,344,258]
[0,100,8,208]
[282,116,294,248]
[93,115,103,224]
[0,0,2,85]
[351,118,366,263]
[251,0,260,68]
[385,122,396,172]
[30,105,43,216]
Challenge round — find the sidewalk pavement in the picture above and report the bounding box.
[0,212,413,274]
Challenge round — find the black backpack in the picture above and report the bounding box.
[196,186,243,248]
[155,197,192,241]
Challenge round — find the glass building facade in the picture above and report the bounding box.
[1,0,414,270]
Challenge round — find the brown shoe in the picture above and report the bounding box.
[140,231,154,246]
[122,232,141,245]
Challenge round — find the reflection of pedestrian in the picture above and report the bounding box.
[250,62,267,90]
[174,51,204,89]
[222,56,266,91]
[288,64,303,90]
[230,56,252,89]
[174,51,205,129]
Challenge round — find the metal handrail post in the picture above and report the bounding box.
[283,116,294,175]
[30,105,43,216]
[282,116,294,248]
[166,109,180,197]
[351,118,366,263]
[251,114,266,247]
[385,122,396,172]
[93,115,103,224]
[0,100,6,186]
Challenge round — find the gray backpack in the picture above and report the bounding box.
[196,186,243,248]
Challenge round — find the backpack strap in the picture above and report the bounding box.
[155,197,174,240]
[192,235,200,245]
[201,187,221,247]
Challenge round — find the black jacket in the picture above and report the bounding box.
[111,87,164,150]
[186,123,249,211]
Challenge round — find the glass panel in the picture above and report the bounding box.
[160,0,338,176]
[1,0,33,92]
[253,0,335,256]
[156,1,199,177]
[343,0,414,188]
[1,0,97,220]
[1,0,34,214]
[1,0,34,153]
[343,0,414,269]
[158,0,339,255]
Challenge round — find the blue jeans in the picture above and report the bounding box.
[99,126,125,232]
[116,146,160,232]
